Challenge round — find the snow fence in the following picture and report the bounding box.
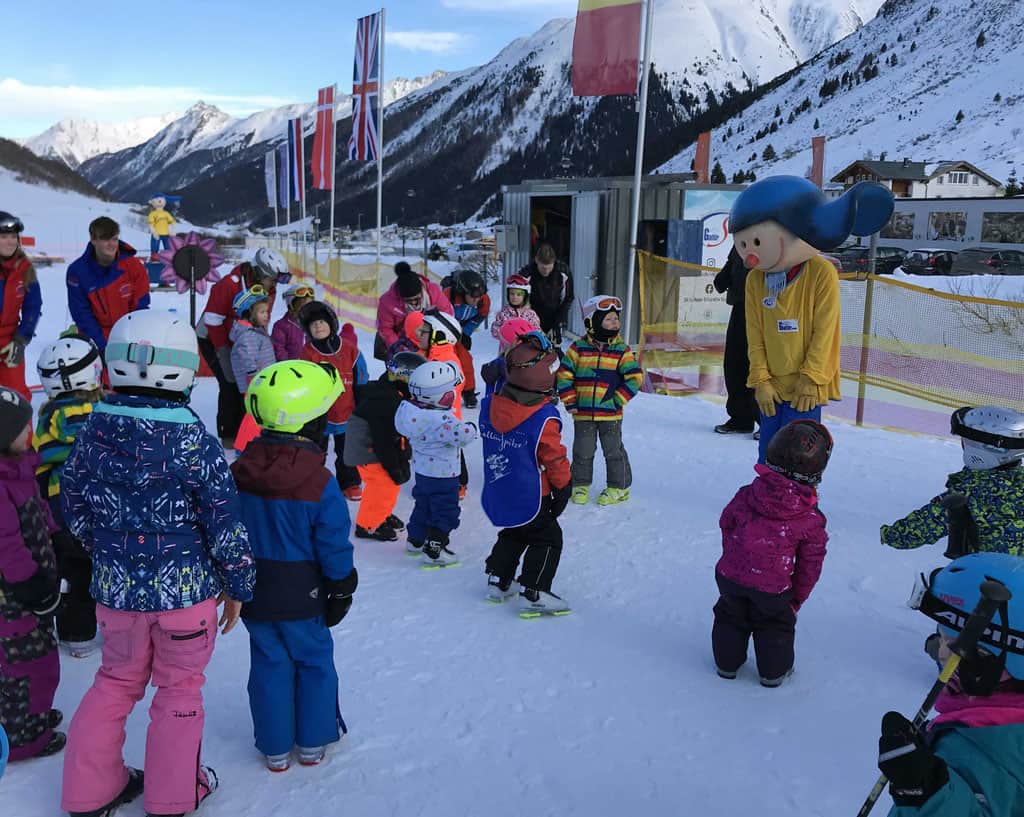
[637,250,1024,437]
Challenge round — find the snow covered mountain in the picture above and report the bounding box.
[658,0,1024,187]
[154,0,884,226]
[77,72,446,204]
[21,112,181,169]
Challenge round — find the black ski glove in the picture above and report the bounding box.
[878,711,949,807]
[549,484,572,520]
[10,569,61,616]
[459,333,472,351]
[3,333,27,368]
[324,568,359,627]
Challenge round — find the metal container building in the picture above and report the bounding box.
[498,174,750,341]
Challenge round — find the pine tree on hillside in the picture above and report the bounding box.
[955,110,965,124]
[976,31,986,48]
[762,144,777,161]
[813,118,820,130]
[1005,168,1020,197]
[710,161,727,184]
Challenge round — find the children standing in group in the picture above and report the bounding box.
[443,270,490,409]
[481,318,536,397]
[480,332,572,616]
[711,419,831,688]
[60,310,255,817]
[395,361,478,567]
[299,301,369,500]
[881,405,1024,555]
[33,332,104,658]
[232,360,359,772]
[0,386,64,761]
[271,284,316,361]
[231,288,277,452]
[557,295,643,507]
[490,274,540,353]
[344,352,426,541]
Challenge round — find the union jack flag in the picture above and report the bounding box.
[348,12,381,162]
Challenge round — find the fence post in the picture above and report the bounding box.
[855,275,876,426]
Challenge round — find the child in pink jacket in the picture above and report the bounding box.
[711,419,831,688]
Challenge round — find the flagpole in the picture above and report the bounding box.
[299,117,307,273]
[329,84,337,259]
[376,6,385,264]
[286,132,292,229]
[623,0,655,345]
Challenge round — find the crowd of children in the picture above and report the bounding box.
[4,229,1024,817]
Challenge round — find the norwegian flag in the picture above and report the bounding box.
[312,85,335,190]
[348,12,381,162]
[287,117,304,202]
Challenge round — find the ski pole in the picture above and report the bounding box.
[855,579,1011,817]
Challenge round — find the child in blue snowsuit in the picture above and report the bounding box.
[231,360,358,772]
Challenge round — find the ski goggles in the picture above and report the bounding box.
[248,284,268,297]
[592,296,622,312]
[292,285,315,299]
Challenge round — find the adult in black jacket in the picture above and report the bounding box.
[521,242,574,344]
[712,247,759,435]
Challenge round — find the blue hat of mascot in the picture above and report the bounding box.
[730,176,895,251]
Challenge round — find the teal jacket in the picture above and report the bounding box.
[880,465,1024,555]
[890,723,1024,816]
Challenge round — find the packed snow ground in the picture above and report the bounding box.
[2,245,973,816]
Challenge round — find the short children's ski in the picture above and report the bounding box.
[519,607,572,619]
[421,560,461,571]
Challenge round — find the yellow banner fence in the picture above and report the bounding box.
[637,250,1024,436]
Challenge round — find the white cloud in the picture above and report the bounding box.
[441,0,575,10]
[0,78,295,135]
[387,31,468,54]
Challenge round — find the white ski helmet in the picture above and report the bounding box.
[253,247,290,283]
[36,335,103,397]
[951,405,1024,470]
[105,310,200,394]
[422,309,461,346]
[408,360,463,409]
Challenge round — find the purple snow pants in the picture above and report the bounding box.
[0,608,59,760]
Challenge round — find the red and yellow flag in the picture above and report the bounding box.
[571,0,643,97]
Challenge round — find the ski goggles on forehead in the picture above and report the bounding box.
[292,285,315,298]
[593,296,622,311]
[248,284,268,297]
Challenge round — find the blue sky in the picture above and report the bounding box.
[1,0,578,138]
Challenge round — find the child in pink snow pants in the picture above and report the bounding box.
[58,311,255,817]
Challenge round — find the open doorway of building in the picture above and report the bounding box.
[530,195,572,262]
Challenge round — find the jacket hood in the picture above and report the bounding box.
[232,436,326,495]
[0,450,41,481]
[489,392,549,434]
[745,464,819,520]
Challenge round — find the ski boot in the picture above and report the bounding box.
[70,768,144,817]
[463,390,478,409]
[421,528,459,569]
[406,537,424,557]
[597,487,629,506]
[356,524,398,542]
[486,575,518,604]
[518,588,571,618]
[384,514,405,531]
[714,420,755,435]
[759,668,794,688]
[342,485,363,502]
[265,752,291,773]
[297,745,326,766]
[62,637,101,659]
[146,766,218,817]
[571,485,590,505]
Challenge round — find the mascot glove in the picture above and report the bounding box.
[791,373,819,414]
[754,380,783,417]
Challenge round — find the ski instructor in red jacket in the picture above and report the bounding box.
[197,247,289,445]
[66,216,150,354]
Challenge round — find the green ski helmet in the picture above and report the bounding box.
[246,360,343,432]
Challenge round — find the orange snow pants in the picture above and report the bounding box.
[355,463,401,530]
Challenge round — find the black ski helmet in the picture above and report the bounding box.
[387,351,427,384]
[453,269,486,298]
[0,211,25,235]
[764,420,833,487]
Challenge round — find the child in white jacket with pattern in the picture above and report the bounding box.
[394,360,477,567]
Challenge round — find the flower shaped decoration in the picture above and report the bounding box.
[158,232,224,294]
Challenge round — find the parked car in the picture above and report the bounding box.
[449,241,489,265]
[949,247,1024,276]
[835,246,907,275]
[901,249,958,276]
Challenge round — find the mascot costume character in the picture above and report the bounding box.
[730,176,894,462]
[147,194,177,260]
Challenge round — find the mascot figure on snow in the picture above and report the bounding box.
[147,194,177,260]
[730,176,894,462]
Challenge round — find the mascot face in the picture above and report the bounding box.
[149,196,167,209]
[733,220,817,273]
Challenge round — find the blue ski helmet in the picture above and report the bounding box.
[920,552,1024,679]
[232,286,268,318]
